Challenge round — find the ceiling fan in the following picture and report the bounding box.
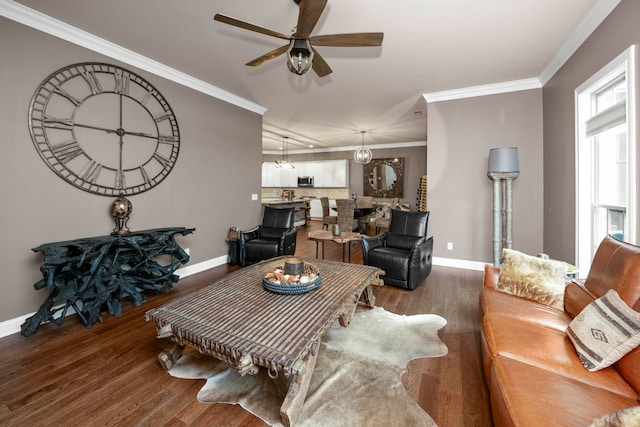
[213,0,383,77]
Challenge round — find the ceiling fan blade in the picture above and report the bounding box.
[296,0,328,38]
[310,33,384,47]
[246,44,290,67]
[311,47,332,77]
[214,14,291,41]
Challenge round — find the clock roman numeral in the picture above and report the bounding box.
[153,112,171,123]
[81,70,103,95]
[153,153,171,168]
[158,134,178,145]
[115,170,126,190]
[113,72,130,95]
[53,87,81,106]
[50,139,83,164]
[79,160,102,184]
[139,166,151,185]
[140,88,153,106]
[43,115,74,131]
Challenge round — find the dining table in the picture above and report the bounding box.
[332,207,374,233]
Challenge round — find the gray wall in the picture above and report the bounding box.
[263,145,428,207]
[0,18,263,322]
[543,0,640,263]
[427,90,544,263]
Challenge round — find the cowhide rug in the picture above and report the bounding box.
[168,307,448,427]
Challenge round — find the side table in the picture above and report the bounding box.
[307,230,364,262]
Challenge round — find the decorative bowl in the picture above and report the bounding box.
[263,261,321,295]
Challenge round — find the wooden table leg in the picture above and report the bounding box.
[158,341,184,370]
[280,345,319,427]
[360,284,376,308]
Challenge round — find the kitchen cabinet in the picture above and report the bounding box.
[262,160,348,188]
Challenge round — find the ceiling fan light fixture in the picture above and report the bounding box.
[286,38,314,75]
[354,131,372,165]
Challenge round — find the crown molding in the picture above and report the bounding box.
[0,0,267,115]
[538,0,622,84]
[262,140,427,155]
[424,0,622,103]
[423,78,542,103]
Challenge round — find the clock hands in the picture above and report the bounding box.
[73,122,157,140]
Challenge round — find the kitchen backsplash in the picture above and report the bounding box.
[261,187,350,200]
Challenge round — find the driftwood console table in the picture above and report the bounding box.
[21,227,194,337]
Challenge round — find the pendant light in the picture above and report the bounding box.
[275,136,295,169]
[354,130,372,164]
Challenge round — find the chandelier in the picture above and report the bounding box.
[275,136,295,169]
[354,131,372,164]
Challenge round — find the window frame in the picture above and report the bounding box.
[575,46,637,277]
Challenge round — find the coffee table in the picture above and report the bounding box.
[145,256,383,427]
[307,230,365,262]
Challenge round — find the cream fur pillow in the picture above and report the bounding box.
[496,248,567,310]
[590,406,640,427]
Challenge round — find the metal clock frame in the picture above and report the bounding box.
[28,62,180,196]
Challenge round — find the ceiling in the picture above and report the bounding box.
[7,0,618,152]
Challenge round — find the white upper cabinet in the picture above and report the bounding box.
[262,160,349,187]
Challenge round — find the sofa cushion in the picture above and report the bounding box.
[614,346,640,395]
[489,355,638,427]
[482,313,637,397]
[567,289,640,372]
[565,280,598,319]
[496,248,567,310]
[480,286,570,332]
[584,235,640,307]
[590,405,640,427]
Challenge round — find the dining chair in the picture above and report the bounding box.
[320,197,338,230]
[336,199,358,232]
[355,196,374,230]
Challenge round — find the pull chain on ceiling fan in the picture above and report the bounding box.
[214,0,383,77]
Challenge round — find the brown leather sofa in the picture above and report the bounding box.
[480,236,640,426]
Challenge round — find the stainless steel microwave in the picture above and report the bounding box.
[297,176,314,187]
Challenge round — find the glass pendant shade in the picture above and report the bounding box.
[286,38,314,75]
[354,131,372,164]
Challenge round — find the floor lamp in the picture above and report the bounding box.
[487,147,519,266]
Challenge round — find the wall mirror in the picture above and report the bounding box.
[363,158,404,198]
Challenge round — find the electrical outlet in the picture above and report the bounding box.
[447,242,453,251]
[251,194,258,201]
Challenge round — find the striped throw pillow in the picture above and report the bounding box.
[567,289,640,372]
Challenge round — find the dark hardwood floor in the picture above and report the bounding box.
[0,220,492,427]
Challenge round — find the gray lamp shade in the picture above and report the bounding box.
[488,147,519,173]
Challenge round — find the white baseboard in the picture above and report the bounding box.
[1,255,486,339]
[433,257,488,271]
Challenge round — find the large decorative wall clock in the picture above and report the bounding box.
[28,62,180,197]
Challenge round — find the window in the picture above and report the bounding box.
[576,46,636,277]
